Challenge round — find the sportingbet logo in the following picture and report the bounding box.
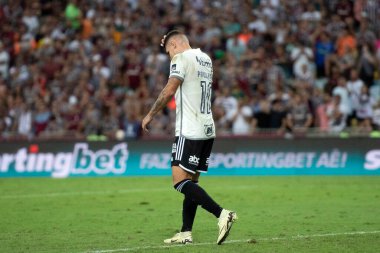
[0,143,129,178]
[364,150,380,170]
[189,155,200,166]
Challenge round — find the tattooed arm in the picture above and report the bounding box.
[142,77,181,132]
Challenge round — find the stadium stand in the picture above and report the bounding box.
[0,0,379,141]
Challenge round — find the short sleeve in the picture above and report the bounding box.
[169,54,186,81]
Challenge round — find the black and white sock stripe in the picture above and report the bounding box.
[175,179,190,192]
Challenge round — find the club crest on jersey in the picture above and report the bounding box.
[171,64,176,71]
[204,124,214,137]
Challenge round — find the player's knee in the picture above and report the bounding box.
[173,179,191,192]
[172,166,192,185]
[192,172,200,182]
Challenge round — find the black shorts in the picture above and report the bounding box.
[171,136,214,174]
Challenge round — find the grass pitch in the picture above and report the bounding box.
[0,176,379,253]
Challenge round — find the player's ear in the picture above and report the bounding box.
[171,40,176,49]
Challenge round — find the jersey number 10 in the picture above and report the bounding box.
[200,81,212,114]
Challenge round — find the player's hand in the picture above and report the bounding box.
[142,114,153,133]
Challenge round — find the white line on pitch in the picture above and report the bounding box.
[83,230,380,253]
[0,188,168,199]
[0,185,255,199]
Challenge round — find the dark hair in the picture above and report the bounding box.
[161,30,182,48]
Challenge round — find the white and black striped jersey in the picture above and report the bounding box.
[169,48,215,139]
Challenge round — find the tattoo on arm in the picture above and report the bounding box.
[149,86,173,117]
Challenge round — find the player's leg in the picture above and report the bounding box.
[197,138,238,245]
[167,175,200,243]
[171,137,221,219]
[172,166,222,217]
[165,137,194,244]
[181,172,200,233]
[172,166,237,245]
[168,137,237,245]
[164,167,203,245]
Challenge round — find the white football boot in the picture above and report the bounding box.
[164,231,193,244]
[217,209,238,245]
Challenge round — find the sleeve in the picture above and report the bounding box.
[169,54,186,81]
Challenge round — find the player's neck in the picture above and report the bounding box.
[177,44,192,54]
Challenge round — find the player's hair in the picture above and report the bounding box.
[161,30,186,48]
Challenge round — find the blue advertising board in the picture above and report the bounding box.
[0,138,379,178]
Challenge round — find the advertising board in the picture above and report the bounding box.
[0,138,379,177]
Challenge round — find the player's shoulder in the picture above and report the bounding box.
[172,49,211,65]
[184,48,209,57]
[171,52,185,64]
[171,49,195,63]
[178,48,208,59]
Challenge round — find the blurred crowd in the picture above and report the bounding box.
[0,0,380,140]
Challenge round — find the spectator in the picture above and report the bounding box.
[355,15,377,48]
[248,12,267,33]
[214,86,238,128]
[205,36,226,61]
[16,101,32,138]
[332,75,352,116]
[123,111,141,139]
[372,101,380,130]
[326,95,347,133]
[326,14,346,41]
[99,105,119,139]
[238,24,253,45]
[356,85,374,131]
[264,58,286,95]
[0,41,9,80]
[0,0,379,139]
[268,85,290,105]
[347,68,365,122]
[226,32,247,61]
[301,3,322,23]
[65,0,82,31]
[285,94,313,133]
[63,96,82,136]
[81,101,100,136]
[247,28,265,52]
[290,40,314,80]
[253,99,271,129]
[335,0,353,20]
[232,100,256,135]
[124,50,144,91]
[315,93,330,131]
[335,27,357,57]
[144,47,169,89]
[357,43,378,87]
[360,0,380,32]
[33,100,51,136]
[22,7,39,35]
[370,80,380,104]
[269,99,287,131]
[314,31,335,78]
[294,62,315,89]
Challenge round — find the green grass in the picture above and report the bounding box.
[0,176,379,253]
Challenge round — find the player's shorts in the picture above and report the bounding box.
[171,136,214,174]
